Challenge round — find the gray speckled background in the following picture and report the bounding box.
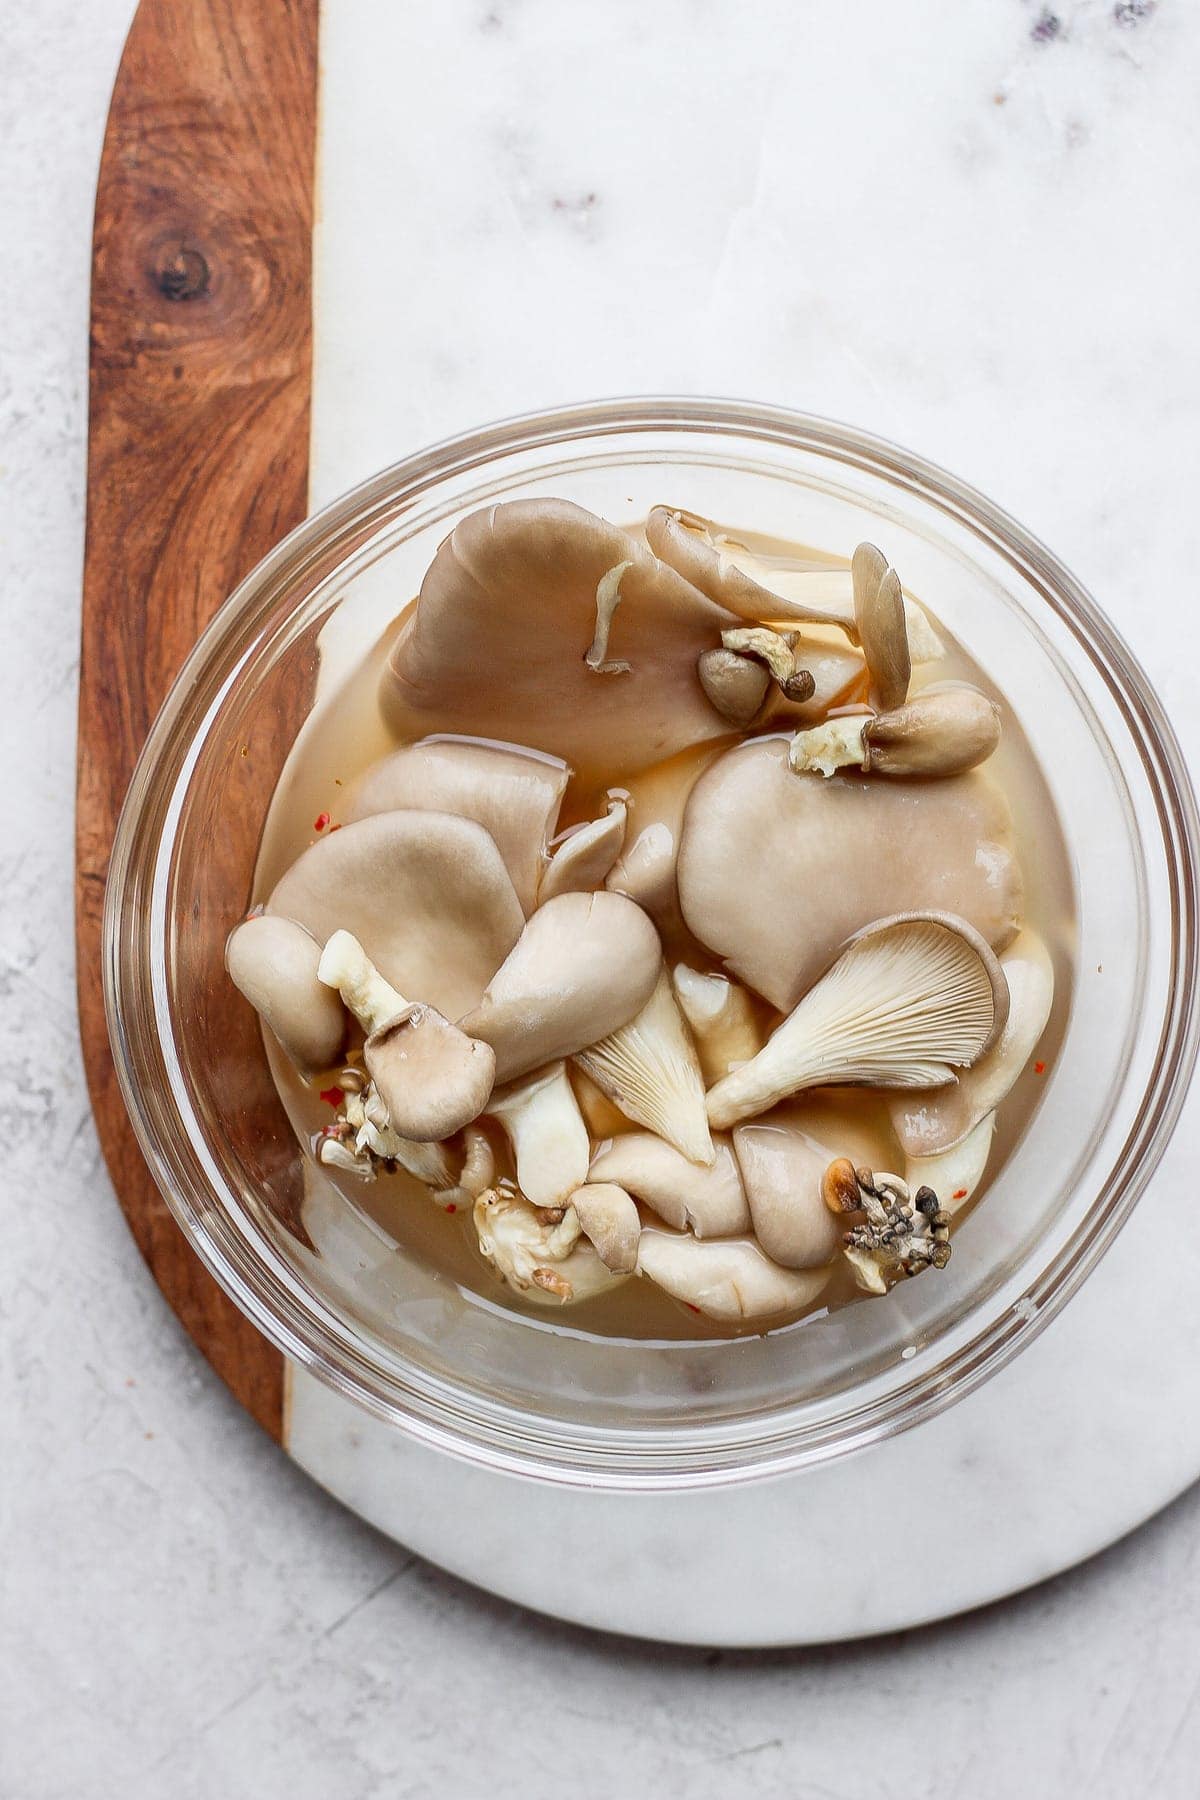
[4,3,1200,1794]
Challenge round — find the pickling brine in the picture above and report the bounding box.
[228,501,1074,1341]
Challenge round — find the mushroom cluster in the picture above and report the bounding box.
[228,501,1056,1329]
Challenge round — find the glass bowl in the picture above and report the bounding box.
[103,398,1200,1490]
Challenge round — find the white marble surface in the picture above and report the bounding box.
[6,0,1200,1793]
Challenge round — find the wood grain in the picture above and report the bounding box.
[77,0,319,1439]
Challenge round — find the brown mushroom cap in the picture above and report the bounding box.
[268,809,524,1020]
[460,890,662,1084]
[568,1182,641,1273]
[677,738,1022,1010]
[344,737,569,915]
[379,499,739,780]
[364,1005,496,1142]
[225,915,345,1072]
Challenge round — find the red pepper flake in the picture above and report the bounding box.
[445,1203,457,1215]
[329,822,343,832]
[319,1086,345,1108]
[684,1302,701,1315]
[953,1188,968,1200]
[313,811,331,832]
[1034,1061,1046,1075]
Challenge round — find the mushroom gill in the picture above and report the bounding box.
[268,808,524,1020]
[706,914,1008,1131]
[344,737,569,915]
[379,499,740,778]
[890,928,1054,1157]
[677,737,1023,1011]
[575,971,714,1165]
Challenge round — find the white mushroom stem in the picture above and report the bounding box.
[587,1132,750,1237]
[486,1063,591,1210]
[318,929,410,1034]
[671,965,764,1084]
[584,560,634,674]
[576,971,714,1165]
[636,1229,832,1322]
[433,1124,497,1212]
[720,626,797,686]
[788,688,1002,781]
[568,1182,641,1273]
[538,793,628,904]
[706,914,1008,1131]
[905,1112,996,1218]
[473,1190,625,1306]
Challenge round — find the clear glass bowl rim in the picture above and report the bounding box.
[102,395,1200,1491]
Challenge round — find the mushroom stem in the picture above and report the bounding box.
[670,965,764,1084]
[584,560,634,674]
[487,1063,591,1210]
[719,627,816,702]
[788,687,1002,781]
[318,929,410,1033]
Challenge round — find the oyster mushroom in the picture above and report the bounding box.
[827,1166,952,1293]
[636,1227,832,1322]
[890,929,1054,1157]
[706,914,1009,1131]
[670,965,764,1084]
[604,743,717,933]
[852,542,909,712]
[460,890,661,1084]
[719,628,816,703]
[538,792,628,904]
[646,507,943,662]
[431,1123,497,1213]
[473,1189,624,1305]
[905,1112,996,1217]
[268,809,524,1020]
[575,971,714,1165]
[677,737,1022,1010]
[696,647,771,727]
[225,914,345,1072]
[568,1182,641,1273]
[731,1096,893,1269]
[486,1062,590,1210]
[380,499,739,778]
[587,1132,750,1236]
[344,738,569,916]
[788,686,1002,780]
[318,931,495,1141]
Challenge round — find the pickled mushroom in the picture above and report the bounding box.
[677,737,1022,1011]
[380,499,740,777]
[473,1189,624,1305]
[587,1131,750,1237]
[732,1095,894,1269]
[538,791,628,904]
[268,809,524,1019]
[575,970,714,1165]
[344,737,568,915]
[225,914,345,1073]
[636,1228,833,1322]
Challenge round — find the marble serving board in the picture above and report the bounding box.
[78,0,1200,1644]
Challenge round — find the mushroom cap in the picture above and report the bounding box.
[706,913,1008,1130]
[364,1006,496,1142]
[379,499,739,779]
[865,686,1002,779]
[344,737,569,915]
[852,542,910,712]
[268,809,524,1020]
[568,1182,641,1273]
[677,737,1022,1011]
[587,1131,750,1237]
[732,1095,891,1269]
[538,793,628,904]
[460,890,662,1085]
[890,928,1054,1157]
[636,1228,832,1322]
[225,915,345,1072]
[905,1110,996,1216]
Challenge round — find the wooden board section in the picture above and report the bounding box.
[76,0,319,1439]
